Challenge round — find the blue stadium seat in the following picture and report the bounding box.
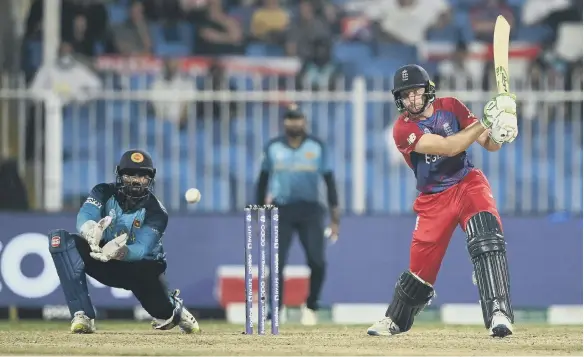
[375,43,418,64]
[155,42,191,57]
[454,0,481,10]
[452,10,474,42]
[178,22,195,51]
[107,4,128,25]
[332,41,373,65]
[426,25,461,43]
[513,25,554,43]
[246,43,285,57]
[505,0,527,6]
[23,40,43,73]
[358,58,402,80]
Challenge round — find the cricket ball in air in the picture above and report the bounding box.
[185,188,201,204]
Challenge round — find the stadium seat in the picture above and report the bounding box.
[375,43,418,64]
[106,3,128,25]
[332,41,373,65]
[514,25,553,43]
[245,43,285,57]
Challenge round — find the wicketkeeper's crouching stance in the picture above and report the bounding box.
[48,149,200,334]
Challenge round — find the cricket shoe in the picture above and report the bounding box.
[70,311,96,334]
[489,311,513,338]
[300,305,317,326]
[171,289,201,334]
[151,290,201,334]
[367,317,401,336]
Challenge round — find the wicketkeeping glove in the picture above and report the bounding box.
[79,216,112,253]
[89,233,128,262]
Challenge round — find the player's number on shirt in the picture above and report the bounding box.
[425,154,442,164]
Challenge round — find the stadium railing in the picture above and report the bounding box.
[0,68,581,214]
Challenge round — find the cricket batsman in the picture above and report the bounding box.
[48,149,200,334]
[367,64,518,338]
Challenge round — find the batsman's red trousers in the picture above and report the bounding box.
[409,169,502,285]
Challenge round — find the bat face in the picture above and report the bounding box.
[493,15,511,94]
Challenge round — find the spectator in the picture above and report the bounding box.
[181,0,210,24]
[196,0,243,55]
[29,42,103,105]
[522,0,572,27]
[144,0,185,42]
[434,40,474,90]
[149,58,195,129]
[228,0,258,39]
[250,0,289,43]
[197,60,238,120]
[143,0,184,22]
[312,0,340,32]
[296,40,341,91]
[69,14,95,58]
[470,0,515,42]
[111,0,153,55]
[25,0,77,40]
[425,9,464,43]
[286,0,332,59]
[25,41,103,161]
[76,0,109,43]
[374,0,450,45]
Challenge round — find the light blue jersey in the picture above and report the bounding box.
[260,135,332,205]
[76,183,168,262]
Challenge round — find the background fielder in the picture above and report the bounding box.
[256,104,340,325]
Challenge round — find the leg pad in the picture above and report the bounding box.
[48,229,95,319]
[385,271,435,332]
[466,212,514,328]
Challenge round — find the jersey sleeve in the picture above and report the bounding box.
[76,184,113,232]
[319,141,332,174]
[260,142,272,172]
[124,202,168,261]
[449,97,479,129]
[393,120,425,155]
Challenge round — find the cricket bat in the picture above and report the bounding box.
[493,15,511,94]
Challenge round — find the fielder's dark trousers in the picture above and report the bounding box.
[73,235,175,319]
[273,201,326,311]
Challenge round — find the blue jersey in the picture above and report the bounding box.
[393,97,477,194]
[260,135,332,205]
[76,183,168,262]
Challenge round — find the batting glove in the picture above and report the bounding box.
[79,216,112,253]
[480,93,517,129]
[89,233,128,262]
[490,112,518,144]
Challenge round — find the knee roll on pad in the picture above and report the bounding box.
[466,212,514,328]
[385,271,435,332]
[48,229,95,319]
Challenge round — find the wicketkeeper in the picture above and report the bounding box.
[48,149,200,334]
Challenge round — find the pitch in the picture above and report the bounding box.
[0,321,581,356]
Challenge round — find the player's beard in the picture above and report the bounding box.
[285,127,306,138]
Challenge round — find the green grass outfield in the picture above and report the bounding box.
[0,320,581,356]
